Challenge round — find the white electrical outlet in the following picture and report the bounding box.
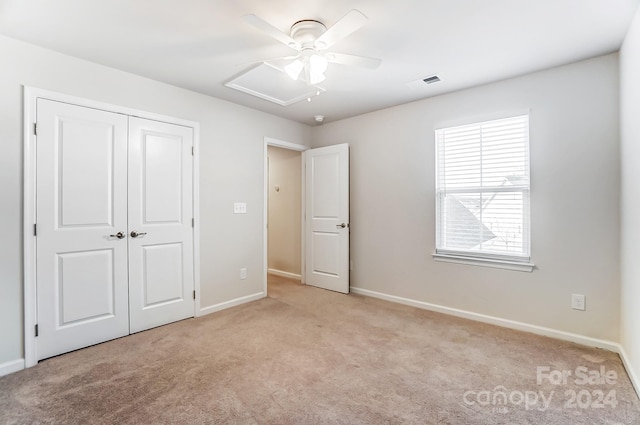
[240,268,247,280]
[234,202,247,214]
[571,294,586,311]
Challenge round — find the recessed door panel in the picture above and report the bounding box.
[311,154,340,219]
[311,232,340,276]
[143,243,184,307]
[58,249,115,325]
[142,132,183,224]
[59,118,115,227]
[36,99,129,361]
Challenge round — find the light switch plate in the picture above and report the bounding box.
[234,202,247,214]
[571,294,586,311]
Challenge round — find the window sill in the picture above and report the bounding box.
[432,253,535,272]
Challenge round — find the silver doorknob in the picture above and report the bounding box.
[336,223,347,229]
[109,232,125,239]
[130,230,147,238]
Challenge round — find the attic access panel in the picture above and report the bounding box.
[225,63,325,106]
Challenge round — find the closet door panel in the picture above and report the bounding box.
[128,117,194,333]
[36,99,129,360]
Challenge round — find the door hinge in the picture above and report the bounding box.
[192,146,194,156]
[193,290,196,300]
[192,218,194,228]
[34,223,37,236]
[35,324,39,337]
[33,123,37,136]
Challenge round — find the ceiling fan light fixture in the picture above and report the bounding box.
[284,59,304,80]
[286,53,327,85]
[307,54,327,84]
[309,70,326,85]
[310,54,328,74]
[245,10,378,89]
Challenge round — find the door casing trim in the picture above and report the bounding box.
[23,86,201,368]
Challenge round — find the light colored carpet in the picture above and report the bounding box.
[1,275,639,424]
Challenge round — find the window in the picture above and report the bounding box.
[434,115,532,270]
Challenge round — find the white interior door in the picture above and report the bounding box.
[36,99,129,360]
[128,117,195,333]
[305,144,350,293]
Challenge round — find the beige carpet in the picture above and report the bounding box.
[1,275,639,424]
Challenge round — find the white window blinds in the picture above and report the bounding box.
[435,115,530,260]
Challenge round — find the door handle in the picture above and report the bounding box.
[109,232,126,239]
[336,223,347,229]
[130,230,147,238]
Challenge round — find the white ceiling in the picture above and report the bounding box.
[0,0,638,125]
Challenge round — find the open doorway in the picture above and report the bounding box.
[263,138,351,295]
[263,138,307,295]
[267,145,302,279]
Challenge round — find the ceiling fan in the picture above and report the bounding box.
[243,10,381,86]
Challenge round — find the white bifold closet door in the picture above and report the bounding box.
[36,99,194,360]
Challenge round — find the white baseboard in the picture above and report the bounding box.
[617,345,640,398]
[351,286,640,400]
[0,358,25,377]
[268,269,301,280]
[198,292,265,317]
[350,286,619,352]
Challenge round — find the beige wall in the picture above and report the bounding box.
[311,54,621,341]
[620,4,640,390]
[267,146,302,277]
[0,34,311,367]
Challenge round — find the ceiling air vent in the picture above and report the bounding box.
[405,74,442,90]
[423,75,441,84]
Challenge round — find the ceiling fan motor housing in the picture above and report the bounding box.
[290,20,327,48]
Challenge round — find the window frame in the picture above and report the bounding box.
[433,114,535,272]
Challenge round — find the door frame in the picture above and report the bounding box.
[263,137,308,295]
[23,87,201,368]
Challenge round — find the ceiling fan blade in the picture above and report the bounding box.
[326,52,381,69]
[315,9,368,50]
[243,14,300,50]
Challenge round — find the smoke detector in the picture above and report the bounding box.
[314,115,324,123]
